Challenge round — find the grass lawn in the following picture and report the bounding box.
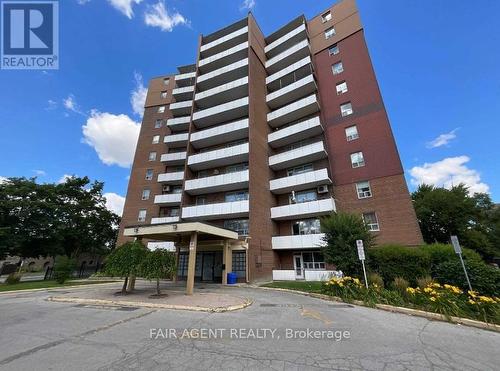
[261,281,324,293]
[0,280,117,292]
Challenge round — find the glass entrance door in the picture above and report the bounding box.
[293,254,304,279]
[202,253,214,281]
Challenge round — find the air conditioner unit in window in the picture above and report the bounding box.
[163,185,171,192]
[317,185,329,194]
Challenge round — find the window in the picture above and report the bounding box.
[329,44,339,56]
[169,186,182,194]
[345,125,359,141]
[155,119,163,128]
[350,152,365,168]
[170,208,180,217]
[321,11,332,23]
[141,189,151,200]
[158,106,165,113]
[225,139,247,148]
[163,78,170,85]
[292,219,321,235]
[145,169,153,180]
[138,209,147,222]
[340,102,353,116]
[324,27,336,39]
[148,152,157,161]
[287,163,313,176]
[224,219,249,236]
[302,252,326,270]
[196,196,206,206]
[332,61,343,75]
[226,163,248,173]
[336,81,348,95]
[197,170,209,178]
[232,251,246,278]
[363,212,380,231]
[291,190,317,204]
[356,181,372,199]
[160,91,167,99]
[225,191,249,202]
[152,135,160,144]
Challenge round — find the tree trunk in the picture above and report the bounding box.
[121,276,128,295]
[127,275,136,292]
[156,278,160,296]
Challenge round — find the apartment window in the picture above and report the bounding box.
[170,208,180,217]
[232,251,246,277]
[171,185,183,194]
[345,125,359,141]
[329,44,339,56]
[302,252,326,270]
[332,62,344,75]
[324,27,336,39]
[163,78,170,85]
[155,119,163,128]
[340,102,353,117]
[158,106,165,113]
[224,219,249,236]
[225,139,246,148]
[292,219,321,235]
[152,135,160,144]
[321,11,332,23]
[197,170,209,178]
[287,163,313,176]
[350,152,365,168]
[141,189,151,201]
[290,190,317,204]
[145,169,153,180]
[225,191,249,202]
[363,212,380,231]
[356,181,372,199]
[196,196,206,206]
[336,81,348,95]
[226,163,248,173]
[160,91,167,99]
[138,209,147,222]
[148,152,157,161]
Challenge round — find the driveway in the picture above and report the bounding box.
[0,282,499,370]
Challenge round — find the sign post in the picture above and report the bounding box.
[451,235,473,292]
[356,240,369,289]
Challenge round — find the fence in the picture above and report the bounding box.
[44,262,104,280]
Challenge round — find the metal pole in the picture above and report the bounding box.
[458,253,473,292]
[361,260,368,289]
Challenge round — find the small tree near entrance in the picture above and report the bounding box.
[139,249,177,297]
[321,212,374,276]
[105,241,147,295]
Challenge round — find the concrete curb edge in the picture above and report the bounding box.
[0,281,122,295]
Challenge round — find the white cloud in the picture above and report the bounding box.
[0,176,8,184]
[103,192,125,216]
[426,128,458,148]
[33,170,47,177]
[107,0,143,19]
[63,94,85,115]
[131,72,147,117]
[240,0,255,11]
[144,1,188,32]
[409,156,489,194]
[77,0,91,4]
[82,110,140,168]
[58,174,76,184]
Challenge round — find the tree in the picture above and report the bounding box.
[104,241,147,294]
[139,249,177,296]
[321,212,374,276]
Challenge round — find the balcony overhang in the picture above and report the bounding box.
[195,77,248,109]
[187,143,249,171]
[154,194,182,206]
[196,58,249,91]
[124,222,239,242]
[157,172,184,184]
[271,198,336,220]
[172,86,194,101]
[266,74,317,109]
[170,101,193,117]
[161,152,187,165]
[190,118,249,149]
[265,39,310,75]
[200,26,248,59]
[265,23,308,59]
[269,141,327,170]
[272,234,326,250]
[192,97,249,128]
[198,41,248,74]
[184,170,249,195]
[151,216,180,225]
[182,200,249,221]
[270,168,332,194]
[268,116,323,148]
[164,133,189,148]
[267,94,320,128]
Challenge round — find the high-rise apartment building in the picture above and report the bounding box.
[118,0,423,285]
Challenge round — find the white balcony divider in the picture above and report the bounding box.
[154,194,182,205]
[157,171,184,183]
[201,26,248,53]
[271,234,326,250]
[265,23,307,54]
[268,116,322,147]
[182,200,249,220]
[270,198,335,220]
[270,168,331,193]
[184,170,249,194]
[266,56,312,85]
[195,76,248,101]
[151,216,180,224]
[198,41,248,68]
[265,39,309,70]
[268,141,326,169]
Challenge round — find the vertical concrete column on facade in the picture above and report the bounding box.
[186,232,198,295]
[222,240,232,285]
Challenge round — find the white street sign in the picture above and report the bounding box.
[451,235,462,254]
[356,240,365,260]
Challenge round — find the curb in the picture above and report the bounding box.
[0,281,121,295]
[47,296,253,313]
[257,286,500,333]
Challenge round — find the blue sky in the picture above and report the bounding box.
[0,0,499,215]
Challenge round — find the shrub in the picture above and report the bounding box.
[322,276,364,302]
[5,272,21,285]
[416,276,434,289]
[53,256,76,284]
[139,249,177,296]
[368,272,384,288]
[392,277,409,295]
[421,243,482,276]
[368,244,430,285]
[105,241,147,294]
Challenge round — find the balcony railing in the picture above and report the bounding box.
[151,216,180,224]
[265,39,310,74]
[198,41,248,74]
[190,118,249,149]
[172,86,194,101]
[166,116,190,131]
[182,200,249,220]
[268,116,323,148]
[265,23,308,59]
[169,100,192,117]
[192,96,249,128]
[270,168,332,194]
[200,26,248,58]
[267,94,320,128]
[154,193,182,205]
[266,56,312,86]
[266,74,317,109]
[270,198,336,220]
[196,58,248,91]
[195,76,248,109]
[187,142,249,171]
[272,234,326,250]
[184,169,249,195]
[164,132,189,147]
[157,171,184,184]
[268,141,327,170]
[161,151,187,165]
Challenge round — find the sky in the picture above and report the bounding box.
[0,0,499,216]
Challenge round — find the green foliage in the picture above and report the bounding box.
[105,241,147,294]
[320,212,374,275]
[416,276,434,289]
[392,277,409,295]
[368,272,384,288]
[420,243,482,275]
[139,249,177,295]
[53,256,76,284]
[5,272,21,285]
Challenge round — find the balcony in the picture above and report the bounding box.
[271,234,326,250]
[266,74,317,109]
[164,132,189,148]
[198,41,248,74]
[151,216,180,224]
[268,141,327,170]
[197,58,248,91]
[267,94,320,128]
[271,198,336,220]
[161,151,187,165]
[265,23,308,59]
[192,96,248,128]
[154,193,182,206]
[265,39,310,74]
[175,71,196,87]
[266,56,312,86]
[187,142,249,171]
[166,116,190,131]
[169,100,192,116]
[172,86,194,101]
[182,200,249,221]
[200,26,248,58]
[190,118,249,149]
[157,171,184,184]
[195,77,248,109]
[268,116,323,148]
[270,168,332,194]
[184,170,249,195]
